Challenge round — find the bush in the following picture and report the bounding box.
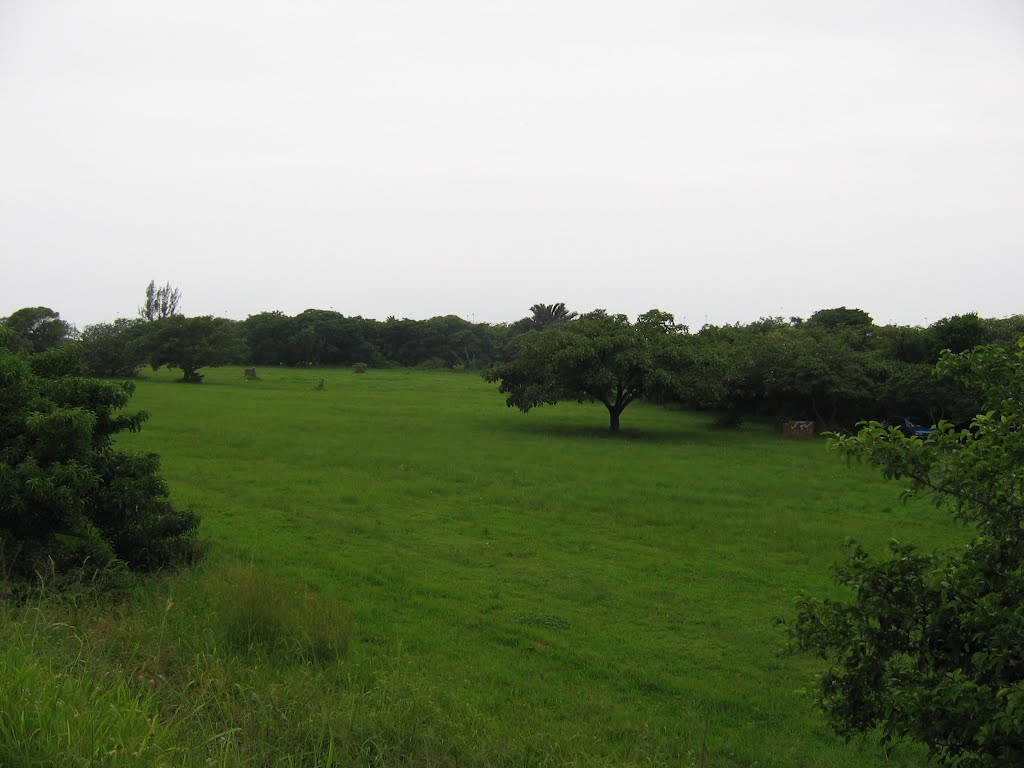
[0,341,202,581]
[352,362,368,374]
[786,340,1024,767]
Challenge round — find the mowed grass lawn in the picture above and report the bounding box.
[117,366,961,767]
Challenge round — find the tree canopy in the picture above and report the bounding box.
[141,315,246,383]
[79,319,148,378]
[1,306,76,353]
[484,309,692,432]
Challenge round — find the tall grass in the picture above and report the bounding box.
[0,564,358,767]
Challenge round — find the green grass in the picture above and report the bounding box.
[2,365,964,766]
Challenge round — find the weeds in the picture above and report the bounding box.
[0,564,357,767]
[211,566,351,664]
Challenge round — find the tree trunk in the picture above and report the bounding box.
[602,387,633,432]
[608,407,621,432]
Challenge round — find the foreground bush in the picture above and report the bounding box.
[787,340,1024,767]
[0,330,202,580]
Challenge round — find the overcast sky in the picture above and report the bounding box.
[1,1,1022,330]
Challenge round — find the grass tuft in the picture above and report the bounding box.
[212,565,351,664]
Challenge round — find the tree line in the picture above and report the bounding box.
[3,295,1023,430]
[488,305,1024,431]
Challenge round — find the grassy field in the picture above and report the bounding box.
[3,365,964,766]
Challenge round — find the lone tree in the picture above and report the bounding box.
[484,309,691,432]
[786,340,1024,767]
[0,327,202,578]
[140,315,246,383]
[139,280,182,321]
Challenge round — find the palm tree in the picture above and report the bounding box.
[528,303,577,330]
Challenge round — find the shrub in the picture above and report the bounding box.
[0,342,202,581]
[786,340,1024,767]
[352,362,368,374]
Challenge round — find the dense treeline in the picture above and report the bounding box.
[688,309,1024,427]
[243,310,501,369]
[486,305,1024,430]
[3,301,1023,429]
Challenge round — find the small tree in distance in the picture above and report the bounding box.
[139,280,182,321]
[141,315,246,383]
[484,309,692,432]
[786,339,1024,767]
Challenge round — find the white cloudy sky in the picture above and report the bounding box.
[1,0,1022,330]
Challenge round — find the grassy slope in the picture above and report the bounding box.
[98,365,960,766]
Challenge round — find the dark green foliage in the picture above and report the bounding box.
[288,309,383,367]
[786,340,1024,767]
[79,319,148,377]
[874,324,934,365]
[374,314,499,368]
[242,310,504,369]
[692,310,996,429]
[508,302,579,334]
[876,360,980,425]
[241,310,296,365]
[929,313,993,356]
[484,309,694,431]
[805,306,874,332]
[690,323,775,424]
[529,302,577,328]
[986,316,1024,349]
[28,343,86,379]
[141,315,247,382]
[762,328,882,425]
[1,306,76,353]
[88,449,204,571]
[0,344,201,578]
